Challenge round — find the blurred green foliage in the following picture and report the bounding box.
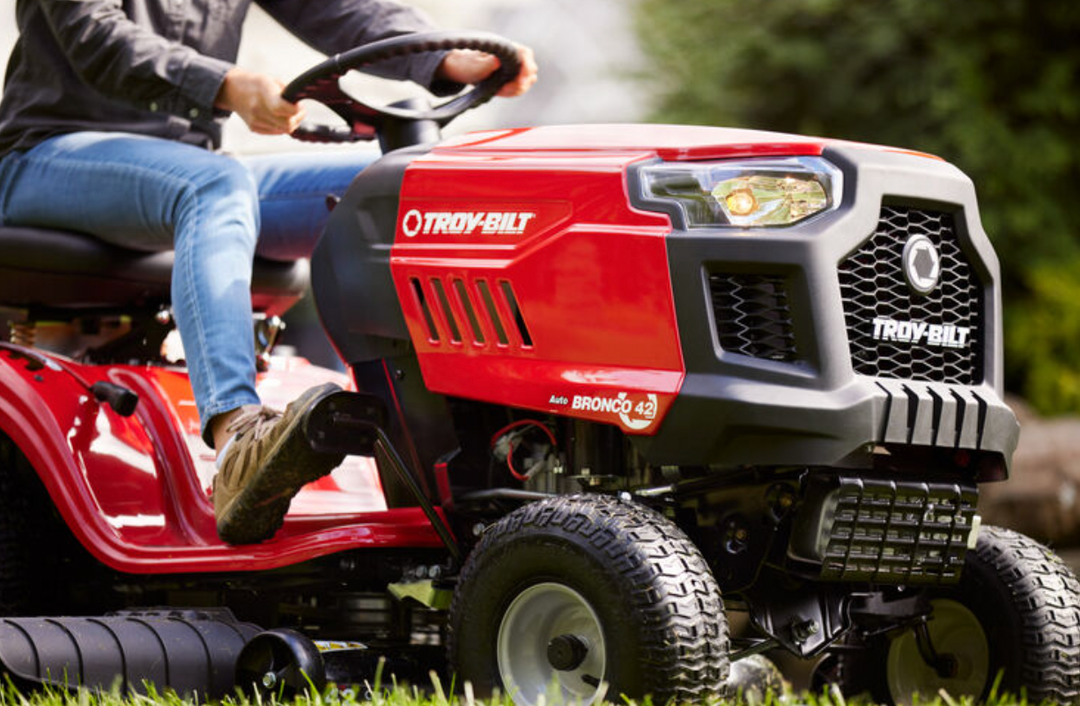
[635,0,1080,413]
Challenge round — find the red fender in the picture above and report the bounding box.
[0,347,443,575]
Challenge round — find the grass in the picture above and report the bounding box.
[0,674,1059,706]
[0,659,1056,706]
[0,688,1050,706]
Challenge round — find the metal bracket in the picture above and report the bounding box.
[746,570,852,658]
[254,314,286,372]
[303,391,462,564]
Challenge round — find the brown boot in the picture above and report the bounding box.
[213,382,344,544]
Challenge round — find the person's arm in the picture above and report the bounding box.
[256,0,461,91]
[211,42,539,137]
[258,0,538,97]
[38,0,233,117]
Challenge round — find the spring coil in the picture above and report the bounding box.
[9,321,35,347]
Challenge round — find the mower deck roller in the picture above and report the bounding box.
[0,611,261,697]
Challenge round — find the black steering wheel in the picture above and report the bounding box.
[281,31,521,143]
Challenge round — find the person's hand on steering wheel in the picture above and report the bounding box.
[437,44,538,98]
[278,32,534,143]
[216,41,535,137]
[215,68,306,136]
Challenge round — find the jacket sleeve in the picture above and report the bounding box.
[38,0,233,116]
[255,0,454,92]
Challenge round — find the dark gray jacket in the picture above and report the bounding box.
[0,0,444,156]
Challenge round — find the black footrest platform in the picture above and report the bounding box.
[304,390,388,455]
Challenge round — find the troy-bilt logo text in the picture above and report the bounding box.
[571,392,658,431]
[401,209,536,237]
[872,317,972,349]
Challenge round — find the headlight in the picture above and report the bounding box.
[640,156,843,228]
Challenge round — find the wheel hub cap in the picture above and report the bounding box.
[497,583,606,706]
[547,634,590,671]
[886,598,990,702]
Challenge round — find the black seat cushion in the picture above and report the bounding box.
[0,226,309,316]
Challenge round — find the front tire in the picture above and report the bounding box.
[447,494,729,705]
[833,525,1080,703]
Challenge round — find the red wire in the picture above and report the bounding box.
[489,419,557,448]
[489,419,557,481]
[506,441,530,482]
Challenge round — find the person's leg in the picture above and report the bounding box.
[0,132,262,441]
[0,135,374,544]
[240,148,380,261]
[209,150,379,543]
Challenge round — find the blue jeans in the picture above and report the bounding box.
[0,131,377,444]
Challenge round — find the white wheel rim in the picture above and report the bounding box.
[886,598,990,703]
[497,582,607,706]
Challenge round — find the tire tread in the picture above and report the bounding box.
[974,525,1080,702]
[448,494,729,702]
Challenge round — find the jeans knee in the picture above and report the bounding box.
[175,157,260,247]
[201,158,260,216]
[212,158,259,202]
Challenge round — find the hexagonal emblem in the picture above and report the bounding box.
[902,234,941,295]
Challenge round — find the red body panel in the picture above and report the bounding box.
[435,125,828,161]
[392,148,683,433]
[0,348,443,575]
[389,124,868,433]
[436,124,940,161]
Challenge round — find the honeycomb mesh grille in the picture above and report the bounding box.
[709,273,797,361]
[821,477,978,584]
[838,206,983,384]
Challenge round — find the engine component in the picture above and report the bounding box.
[790,475,979,584]
[489,419,558,482]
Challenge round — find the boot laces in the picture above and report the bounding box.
[225,404,282,442]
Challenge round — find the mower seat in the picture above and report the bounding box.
[0,226,309,316]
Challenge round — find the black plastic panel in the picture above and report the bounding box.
[626,145,1017,468]
[312,146,430,364]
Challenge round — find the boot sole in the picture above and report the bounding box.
[217,383,345,544]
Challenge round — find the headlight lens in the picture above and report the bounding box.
[640,156,843,228]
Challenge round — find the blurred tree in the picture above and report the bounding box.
[636,0,1080,413]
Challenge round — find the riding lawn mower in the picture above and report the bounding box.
[0,32,1075,706]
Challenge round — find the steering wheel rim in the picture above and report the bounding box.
[281,30,521,143]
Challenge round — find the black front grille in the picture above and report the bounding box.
[709,273,797,362]
[820,477,978,584]
[839,207,983,385]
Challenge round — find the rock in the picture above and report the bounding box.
[726,654,786,703]
[979,396,1080,546]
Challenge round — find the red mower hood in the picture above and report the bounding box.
[436,124,941,162]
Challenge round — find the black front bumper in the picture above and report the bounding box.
[630,144,1019,469]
